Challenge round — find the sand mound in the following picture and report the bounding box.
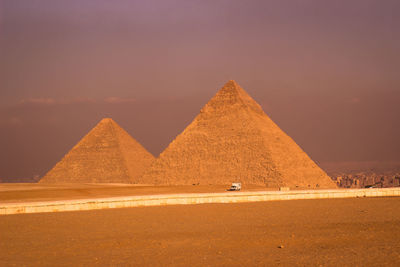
[40,118,154,183]
[139,80,336,189]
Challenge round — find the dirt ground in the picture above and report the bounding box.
[0,183,270,203]
[1,197,400,266]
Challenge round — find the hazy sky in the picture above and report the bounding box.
[1,0,399,178]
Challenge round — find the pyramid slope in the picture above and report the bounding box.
[40,118,154,183]
[139,80,336,189]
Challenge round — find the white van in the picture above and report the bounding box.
[228,183,241,191]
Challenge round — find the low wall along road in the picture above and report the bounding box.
[1,188,399,215]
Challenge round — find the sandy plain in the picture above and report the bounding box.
[1,197,400,266]
[0,183,269,203]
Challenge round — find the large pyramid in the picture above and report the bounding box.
[138,80,336,189]
[40,118,154,183]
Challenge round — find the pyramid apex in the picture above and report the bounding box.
[95,118,118,129]
[198,80,265,116]
[99,118,115,123]
[226,79,238,85]
[219,80,248,97]
[222,80,240,90]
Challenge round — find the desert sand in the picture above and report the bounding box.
[1,197,399,266]
[0,183,270,203]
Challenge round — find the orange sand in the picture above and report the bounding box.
[1,197,399,266]
[0,183,269,203]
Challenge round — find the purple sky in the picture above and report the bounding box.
[1,0,399,178]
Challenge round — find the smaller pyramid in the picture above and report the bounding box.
[40,118,154,183]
